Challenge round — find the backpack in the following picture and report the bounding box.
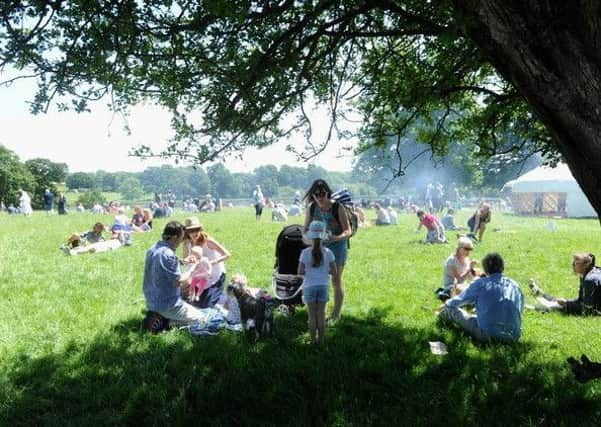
[312,188,358,238]
[333,201,358,239]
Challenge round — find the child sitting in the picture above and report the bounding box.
[441,208,459,230]
[187,246,213,302]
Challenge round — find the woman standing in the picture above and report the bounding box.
[182,216,231,308]
[19,190,33,216]
[252,185,265,221]
[303,179,352,322]
[57,192,67,215]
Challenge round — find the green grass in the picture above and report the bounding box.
[1,208,601,426]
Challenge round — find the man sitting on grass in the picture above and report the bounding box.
[143,221,212,328]
[439,252,524,343]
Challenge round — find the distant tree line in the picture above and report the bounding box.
[2,138,538,208]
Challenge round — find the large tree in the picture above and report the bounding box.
[2,2,601,216]
[0,145,36,205]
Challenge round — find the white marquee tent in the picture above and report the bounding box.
[504,163,597,218]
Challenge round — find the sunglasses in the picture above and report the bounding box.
[463,247,473,251]
[313,191,327,198]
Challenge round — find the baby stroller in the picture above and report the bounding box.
[272,224,307,315]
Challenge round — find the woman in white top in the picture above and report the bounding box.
[19,190,33,216]
[182,216,231,308]
[441,237,479,299]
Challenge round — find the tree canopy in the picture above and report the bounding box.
[2,1,601,215]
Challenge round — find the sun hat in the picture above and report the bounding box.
[184,216,203,230]
[306,220,327,240]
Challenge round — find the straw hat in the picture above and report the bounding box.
[184,216,203,230]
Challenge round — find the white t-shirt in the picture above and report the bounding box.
[299,247,335,288]
[376,209,390,224]
[443,254,470,289]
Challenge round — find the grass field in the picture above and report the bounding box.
[1,208,601,426]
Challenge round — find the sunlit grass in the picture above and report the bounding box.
[1,208,601,425]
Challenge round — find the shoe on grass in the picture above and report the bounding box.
[528,278,543,296]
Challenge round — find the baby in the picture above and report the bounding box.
[188,246,213,302]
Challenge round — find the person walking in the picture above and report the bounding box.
[252,184,265,220]
[43,189,54,215]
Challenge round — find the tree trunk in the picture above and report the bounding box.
[452,0,601,220]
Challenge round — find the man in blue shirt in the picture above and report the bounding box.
[440,252,524,343]
[143,221,210,325]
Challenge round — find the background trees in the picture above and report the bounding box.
[0,146,36,206]
[4,2,596,214]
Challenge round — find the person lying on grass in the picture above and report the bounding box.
[528,253,601,315]
[143,221,213,326]
[439,252,524,343]
[61,222,122,256]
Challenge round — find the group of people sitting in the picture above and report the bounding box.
[436,237,601,345]
[142,217,236,328]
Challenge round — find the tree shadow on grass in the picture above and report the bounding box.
[2,308,600,426]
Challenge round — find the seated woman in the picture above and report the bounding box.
[142,208,153,230]
[131,206,145,230]
[182,216,231,308]
[438,237,480,301]
[467,203,492,241]
[416,209,447,243]
[386,206,398,225]
[529,253,601,315]
[374,203,391,225]
[132,207,152,232]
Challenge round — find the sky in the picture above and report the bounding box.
[0,73,357,174]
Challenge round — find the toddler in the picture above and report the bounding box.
[188,246,213,302]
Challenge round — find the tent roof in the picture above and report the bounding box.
[507,163,579,193]
[512,163,574,183]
